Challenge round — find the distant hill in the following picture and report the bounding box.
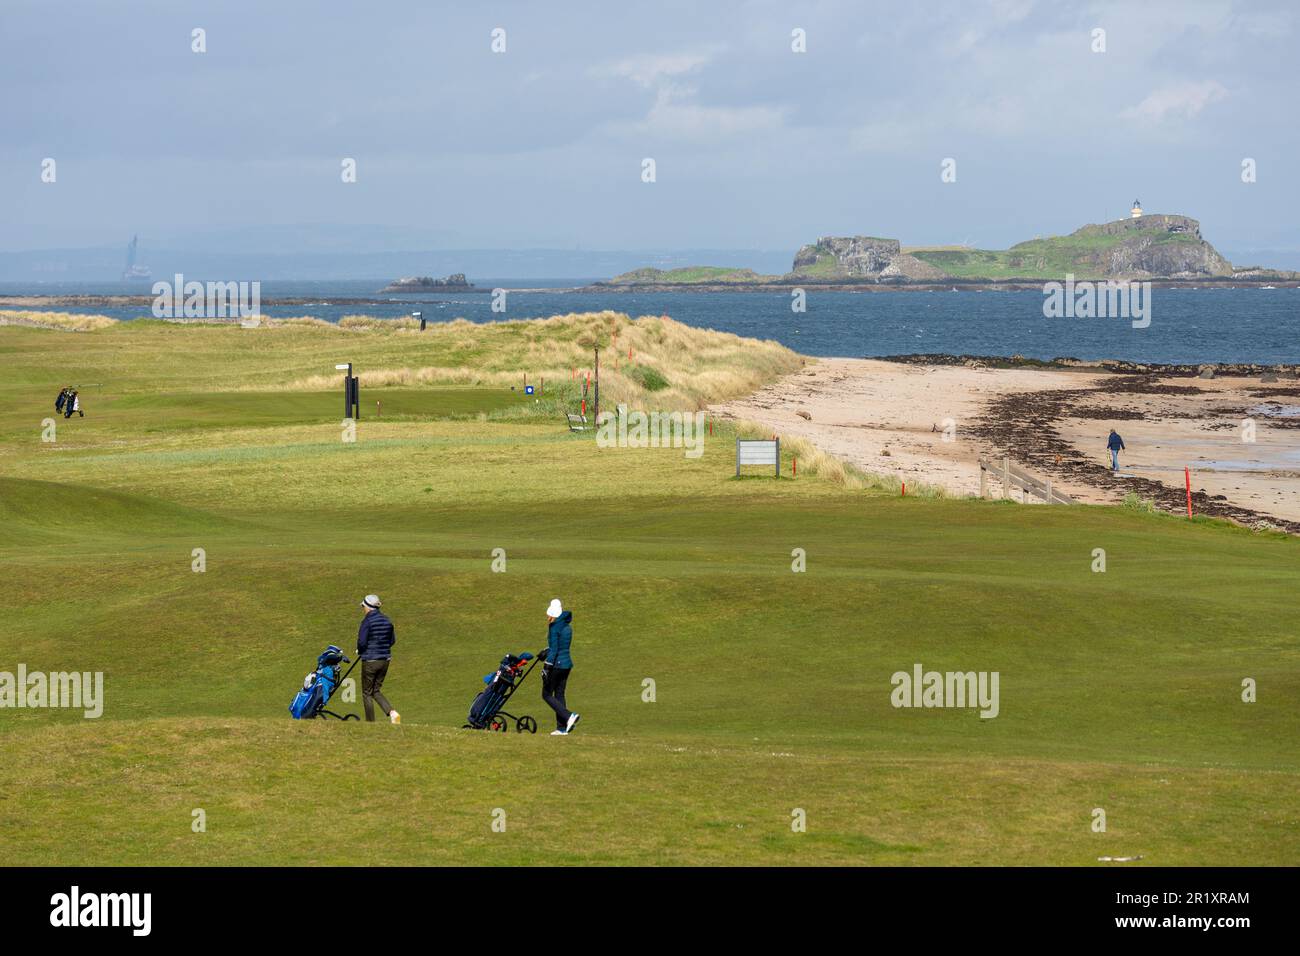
[597,215,1299,288]
[906,215,1232,280]
[601,265,770,286]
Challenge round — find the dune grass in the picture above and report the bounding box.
[1,310,804,418]
[0,310,119,332]
[0,317,1296,866]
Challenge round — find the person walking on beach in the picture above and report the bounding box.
[357,594,400,724]
[1107,429,1126,472]
[540,598,580,735]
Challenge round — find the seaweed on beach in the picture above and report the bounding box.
[1065,405,1148,420]
[1097,376,1205,396]
[970,381,1300,533]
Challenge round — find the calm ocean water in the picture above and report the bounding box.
[5,279,1298,364]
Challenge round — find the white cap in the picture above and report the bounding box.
[546,598,563,618]
[361,594,382,610]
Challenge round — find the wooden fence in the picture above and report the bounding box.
[978,457,1075,505]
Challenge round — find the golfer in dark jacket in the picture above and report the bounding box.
[540,598,580,735]
[1107,429,1126,471]
[357,594,400,724]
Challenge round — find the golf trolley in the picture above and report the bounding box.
[463,651,542,734]
[319,654,361,721]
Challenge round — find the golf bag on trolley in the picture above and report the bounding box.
[290,645,360,720]
[464,651,540,733]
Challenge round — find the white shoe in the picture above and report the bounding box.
[550,729,567,736]
[566,713,581,733]
[389,711,401,725]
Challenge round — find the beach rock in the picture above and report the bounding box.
[1261,373,1279,383]
[795,410,812,421]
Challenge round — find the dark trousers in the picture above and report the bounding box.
[361,659,394,721]
[541,665,572,730]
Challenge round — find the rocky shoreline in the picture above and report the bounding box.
[879,353,1300,377]
[970,375,1300,534]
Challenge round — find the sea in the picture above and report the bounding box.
[3,279,1297,365]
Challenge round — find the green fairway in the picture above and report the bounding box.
[0,318,1296,866]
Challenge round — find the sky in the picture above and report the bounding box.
[2,0,1297,260]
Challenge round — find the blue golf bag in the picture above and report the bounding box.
[290,645,360,720]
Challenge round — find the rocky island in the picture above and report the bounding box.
[379,273,475,293]
[587,214,1299,291]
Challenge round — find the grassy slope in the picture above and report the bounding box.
[911,230,1200,279]
[0,320,1297,865]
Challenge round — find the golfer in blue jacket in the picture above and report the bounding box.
[357,594,400,724]
[540,598,580,735]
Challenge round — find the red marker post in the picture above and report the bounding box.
[1185,467,1193,518]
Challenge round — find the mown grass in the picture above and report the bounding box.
[0,318,1296,865]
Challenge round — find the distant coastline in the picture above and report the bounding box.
[587,213,1300,291]
[575,276,1300,293]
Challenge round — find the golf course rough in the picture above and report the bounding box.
[0,315,1296,865]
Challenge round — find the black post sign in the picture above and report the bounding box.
[340,363,359,420]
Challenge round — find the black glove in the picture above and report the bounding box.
[537,647,549,662]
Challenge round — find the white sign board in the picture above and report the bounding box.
[736,438,780,476]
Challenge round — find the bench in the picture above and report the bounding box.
[566,413,589,432]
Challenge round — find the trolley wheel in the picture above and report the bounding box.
[489,715,508,733]
[517,715,538,734]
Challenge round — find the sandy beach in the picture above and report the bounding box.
[711,358,1300,530]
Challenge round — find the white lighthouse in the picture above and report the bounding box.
[1130,199,1143,219]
